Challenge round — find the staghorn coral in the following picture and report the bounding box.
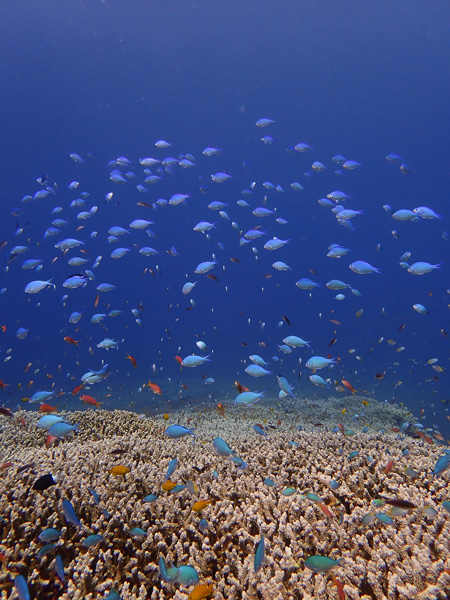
[0,402,448,599]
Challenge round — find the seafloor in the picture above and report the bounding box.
[0,395,449,600]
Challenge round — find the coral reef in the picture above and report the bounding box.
[0,401,449,599]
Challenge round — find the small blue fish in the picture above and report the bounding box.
[165,425,196,439]
[164,458,178,482]
[431,455,450,478]
[263,478,277,487]
[130,527,147,537]
[305,555,343,573]
[49,422,79,439]
[105,590,122,600]
[143,494,158,503]
[253,424,267,436]
[177,565,199,586]
[37,543,55,560]
[38,528,61,543]
[198,518,209,533]
[277,375,295,398]
[254,536,265,573]
[14,575,30,600]
[82,534,104,548]
[245,364,271,377]
[54,554,66,583]
[88,488,100,505]
[62,499,83,528]
[168,484,186,494]
[213,437,235,457]
[159,557,179,583]
[375,513,394,525]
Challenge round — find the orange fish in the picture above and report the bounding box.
[64,336,79,346]
[80,394,102,408]
[192,499,212,512]
[217,403,226,418]
[145,381,162,395]
[162,479,176,492]
[188,582,214,600]
[175,355,183,366]
[0,379,9,391]
[341,379,355,394]
[45,433,57,448]
[318,502,333,518]
[330,573,346,600]
[384,460,394,473]
[235,381,249,394]
[39,403,58,413]
[0,325,6,332]
[417,430,433,444]
[24,362,32,373]
[125,353,137,368]
[94,294,100,307]
[72,384,84,396]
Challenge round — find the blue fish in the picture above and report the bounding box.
[49,422,79,439]
[164,458,178,481]
[431,455,450,478]
[253,424,267,436]
[177,565,199,586]
[14,575,30,600]
[213,437,235,457]
[54,554,66,583]
[88,488,100,505]
[254,536,265,573]
[143,494,158,503]
[263,478,277,487]
[159,557,179,583]
[130,527,147,537]
[165,425,196,439]
[105,590,122,600]
[82,534,104,548]
[38,528,61,543]
[62,499,83,528]
[198,518,209,533]
[37,543,55,560]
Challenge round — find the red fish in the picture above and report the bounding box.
[384,460,394,473]
[72,384,84,396]
[318,502,333,518]
[235,381,250,394]
[125,353,137,368]
[64,336,79,346]
[341,379,355,394]
[0,380,9,391]
[175,355,183,366]
[217,403,226,418]
[330,573,346,600]
[144,381,162,395]
[45,433,57,448]
[39,403,58,413]
[80,394,102,408]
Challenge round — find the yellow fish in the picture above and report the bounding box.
[109,465,130,476]
[192,499,212,513]
[188,582,214,600]
[362,400,369,406]
[163,413,169,420]
[162,479,176,492]
[341,408,346,415]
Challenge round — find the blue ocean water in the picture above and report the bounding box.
[0,2,448,433]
